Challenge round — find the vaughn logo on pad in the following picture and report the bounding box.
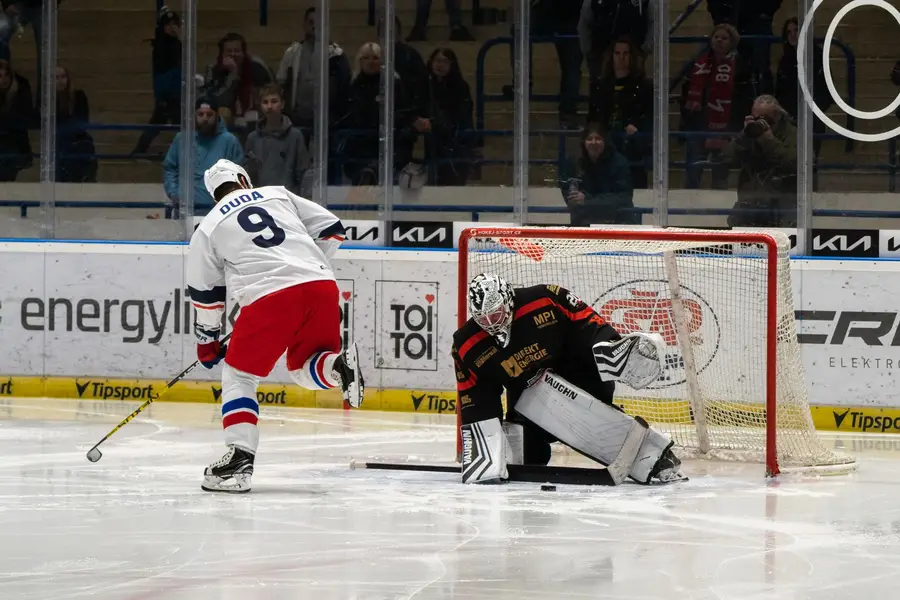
[544,373,577,400]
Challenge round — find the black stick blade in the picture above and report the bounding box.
[86,447,102,462]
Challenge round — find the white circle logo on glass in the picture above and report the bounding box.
[797,0,900,142]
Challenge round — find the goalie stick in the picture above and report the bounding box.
[85,332,233,463]
[352,460,684,486]
[352,460,620,486]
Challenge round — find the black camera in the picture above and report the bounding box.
[744,117,768,139]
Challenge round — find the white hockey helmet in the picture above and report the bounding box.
[204,159,251,199]
[468,273,515,348]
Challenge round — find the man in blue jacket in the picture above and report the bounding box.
[163,97,244,212]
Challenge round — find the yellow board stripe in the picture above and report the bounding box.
[0,376,896,433]
[808,406,900,434]
[0,376,459,416]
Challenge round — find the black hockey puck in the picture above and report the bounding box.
[541,484,557,492]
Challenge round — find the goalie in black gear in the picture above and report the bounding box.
[452,273,685,485]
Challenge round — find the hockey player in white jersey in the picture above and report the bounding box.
[187,159,364,494]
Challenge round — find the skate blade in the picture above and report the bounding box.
[649,473,689,485]
[201,473,251,494]
[343,344,364,408]
[345,381,363,409]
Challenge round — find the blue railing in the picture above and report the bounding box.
[6,200,900,223]
[7,120,896,192]
[475,35,858,152]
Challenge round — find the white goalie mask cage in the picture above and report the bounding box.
[468,273,515,347]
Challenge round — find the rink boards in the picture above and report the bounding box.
[3,374,900,434]
[3,241,900,434]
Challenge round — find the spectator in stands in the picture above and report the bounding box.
[707,0,782,94]
[276,7,351,186]
[163,97,244,212]
[559,122,636,226]
[0,0,53,98]
[0,2,19,62]
[54,66,96,183]
[244,84,310,196]
[578,0,652,83]
[339,42,415,185]
[588,36,652,189]
[420,48,475,186]
[775,17,830,160]
[377,16,429,130]
[276,8,351,143]
[0,58,33,180]
[680,23,754,189]
[131,6,181,157]
[503,0,583,127]
[202,32,275,139]
[721,94,797,227]
[406,0,474,42]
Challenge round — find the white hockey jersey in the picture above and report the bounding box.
[186,186,345,337]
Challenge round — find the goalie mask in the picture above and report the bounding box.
[468,274,514,347]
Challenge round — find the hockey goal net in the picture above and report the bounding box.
[457,226,856,476]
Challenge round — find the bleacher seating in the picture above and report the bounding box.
[2,0,897,193]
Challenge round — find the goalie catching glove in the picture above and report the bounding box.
[593,332,666,390]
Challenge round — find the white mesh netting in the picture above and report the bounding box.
[463,227,855,475]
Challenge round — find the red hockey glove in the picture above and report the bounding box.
[198,341,227,369]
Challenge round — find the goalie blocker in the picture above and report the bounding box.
[462,371,685,485]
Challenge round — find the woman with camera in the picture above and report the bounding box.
[559,122,637,226]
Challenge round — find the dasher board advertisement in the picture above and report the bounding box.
[2,242,900,409]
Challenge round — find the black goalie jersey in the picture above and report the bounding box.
[451,284,622,426]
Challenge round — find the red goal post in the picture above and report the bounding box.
[456,226,856,477]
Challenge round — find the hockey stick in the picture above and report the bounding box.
[85,333,233,463]
[351,460,618,486]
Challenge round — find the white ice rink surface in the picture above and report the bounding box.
[2,398,900,600]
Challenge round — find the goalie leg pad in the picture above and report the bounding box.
[629,417,677,484]
[514,371,675,484]
[502,421,524,465]
[593,332,666,390]
[461,418,511,484]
